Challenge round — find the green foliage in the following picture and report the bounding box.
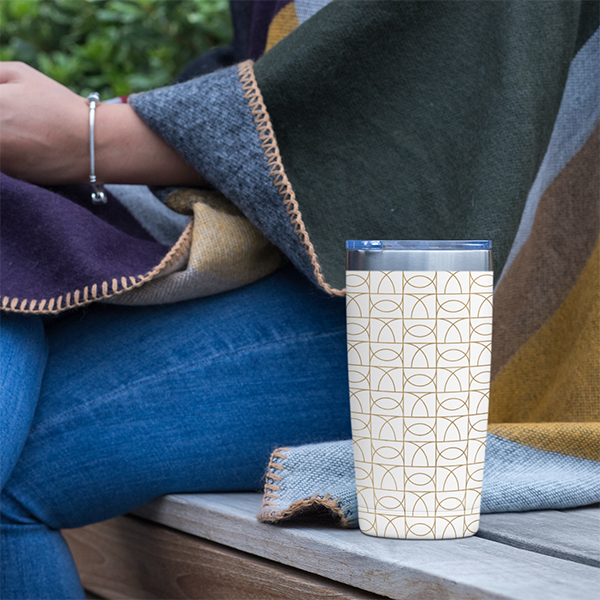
[0,0,232,98]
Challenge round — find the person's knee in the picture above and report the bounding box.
[1,467,72,531]
[0,487,46,528]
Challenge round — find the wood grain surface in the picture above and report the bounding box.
[64,515,382,600]
[477,508,600,566]
[128,493,600,600]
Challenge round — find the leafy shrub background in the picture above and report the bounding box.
[0,0,232,98]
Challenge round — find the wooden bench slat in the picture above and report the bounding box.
[65,516,383,600]
[478,509,600,567]
[560,504,600,520]
[131,493,600,600]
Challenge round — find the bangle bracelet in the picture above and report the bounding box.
[86,92,106,204]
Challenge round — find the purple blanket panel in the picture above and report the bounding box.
[1,174,171,305]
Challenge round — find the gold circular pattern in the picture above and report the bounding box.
[347,270,493,539]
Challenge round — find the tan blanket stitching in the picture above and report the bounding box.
[237,60,343,296]
[258,446,350,526]
[2,221,193,315]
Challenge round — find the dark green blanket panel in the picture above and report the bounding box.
[254,0,580,290]
[576,0,600,54]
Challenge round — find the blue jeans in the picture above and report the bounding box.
[1,266,351,599]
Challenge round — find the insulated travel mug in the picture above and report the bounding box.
[346,240,493,539]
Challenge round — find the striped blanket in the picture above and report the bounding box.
[1,0,598,520]
[253,0,600,523]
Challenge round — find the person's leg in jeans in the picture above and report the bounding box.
[0,315,81,598]
[1,314,48,489]
[1,266,351,599]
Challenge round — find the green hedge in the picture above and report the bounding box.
[0,0,232,98]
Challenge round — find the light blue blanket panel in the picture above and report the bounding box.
[270,436,600,527]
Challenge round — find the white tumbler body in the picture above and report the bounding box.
[346,241,493,539]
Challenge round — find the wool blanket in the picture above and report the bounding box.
[1,0,598,521]
[249,0,600,524]
[0,179,283,311]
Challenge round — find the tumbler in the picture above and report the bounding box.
[346,240,493,539]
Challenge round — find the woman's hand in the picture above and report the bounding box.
[0,62,208,187]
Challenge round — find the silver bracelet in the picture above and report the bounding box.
[86,92,106,204]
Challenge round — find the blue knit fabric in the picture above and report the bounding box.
[260,436,600,526]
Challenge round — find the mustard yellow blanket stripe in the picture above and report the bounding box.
[488,423,599,462]
[490,240,599,429]
[265,3,299,53]
[492,126,599,378]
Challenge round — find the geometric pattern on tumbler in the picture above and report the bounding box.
[346,270,493,539]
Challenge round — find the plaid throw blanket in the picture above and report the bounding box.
[2,0,598,520]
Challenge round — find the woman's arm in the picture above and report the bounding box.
[0,62,208,187]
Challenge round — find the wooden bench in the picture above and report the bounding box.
[63,493,600,599]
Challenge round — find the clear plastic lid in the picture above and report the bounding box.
[346,240,492,250]
[346,240,492,271]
